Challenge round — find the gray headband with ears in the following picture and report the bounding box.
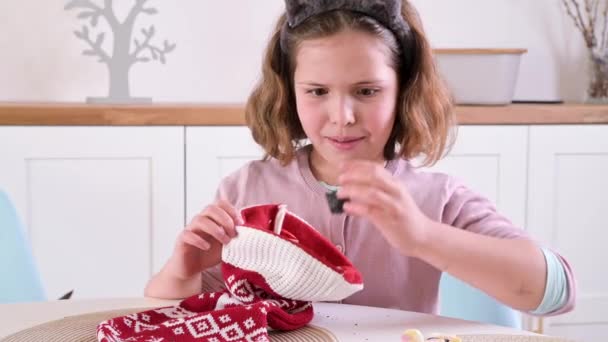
[280,0,415,72]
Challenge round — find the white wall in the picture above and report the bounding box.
[0,0,587,103]
[413,0,588,102]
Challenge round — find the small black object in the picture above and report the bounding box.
[325,189,348,214]
[58,290,74,300]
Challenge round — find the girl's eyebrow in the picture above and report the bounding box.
[354,80,386,85]
[295,80,386,86]
[296,82,327,87]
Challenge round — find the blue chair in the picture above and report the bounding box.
[0,190,46,303]
[439,273,522,329]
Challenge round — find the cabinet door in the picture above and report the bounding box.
[0,127,184,299]
[421,126,528,228]
[528,125,608,341]
[186,126,264,222]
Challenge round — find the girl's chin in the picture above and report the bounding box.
[311,142,382,162]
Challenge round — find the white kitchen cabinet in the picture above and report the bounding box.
[527,125,608,341]
[0,127,184,300]
[185,126,264,221]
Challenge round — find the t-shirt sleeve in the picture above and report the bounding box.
[529,248,577,316]
[441,177,527,239]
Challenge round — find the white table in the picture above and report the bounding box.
[0,298,537,341]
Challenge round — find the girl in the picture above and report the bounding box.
[145,0,575,317]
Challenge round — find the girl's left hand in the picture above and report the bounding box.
[337,160,431,256]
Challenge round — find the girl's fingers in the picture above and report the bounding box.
[342,198,394,224]
[342,201,368,217]
[337,183,395,208]
[203,205,237,238]
[339,183,402,224]
[216,199,244,226]
[189,217,231,245]
[181,230,211,251]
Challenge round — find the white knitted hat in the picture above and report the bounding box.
[222,204,364,302]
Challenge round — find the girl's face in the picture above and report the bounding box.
[293,29,399,166]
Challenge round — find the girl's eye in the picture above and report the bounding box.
[357,88,379,96]
[307,88,328,96]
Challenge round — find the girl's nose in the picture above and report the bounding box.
[329,96,355,126]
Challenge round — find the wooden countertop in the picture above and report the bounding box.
[0,102,607,125]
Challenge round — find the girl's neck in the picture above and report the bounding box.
[309,151,340,186]
[308,148,386,186]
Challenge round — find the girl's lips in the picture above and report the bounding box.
[326,136,365,151]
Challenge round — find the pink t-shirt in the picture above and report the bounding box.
[202,145,575,316]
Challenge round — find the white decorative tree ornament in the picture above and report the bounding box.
[65,0,176,103]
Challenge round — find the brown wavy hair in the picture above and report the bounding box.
[245,1,455,166]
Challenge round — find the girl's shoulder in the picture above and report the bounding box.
[394,159,454,189]
[396,159,506,230]
[219,153,301,190]
[394,158,476,204]
[224,158,290,183]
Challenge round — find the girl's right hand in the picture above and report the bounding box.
[167,200,243,280]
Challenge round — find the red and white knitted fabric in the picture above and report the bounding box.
[97,204,364,342]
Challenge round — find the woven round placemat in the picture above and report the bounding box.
[0,308,338,342]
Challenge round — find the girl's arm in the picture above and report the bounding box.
[144,257,203,299]
[338,160,575,314]
[144,199,239,299]
[414,222,546,311]
[145,258,226,299]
